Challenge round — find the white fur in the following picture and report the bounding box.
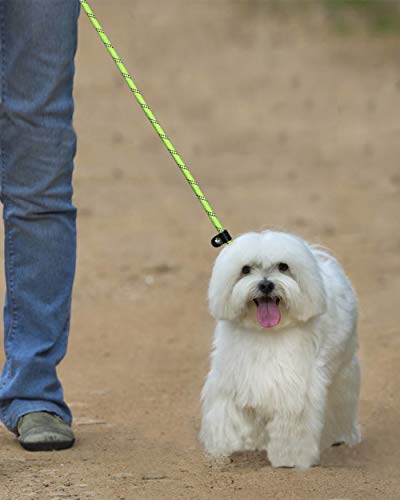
[200,231,361,469]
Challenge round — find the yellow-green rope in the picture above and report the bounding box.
[79,0,231,247]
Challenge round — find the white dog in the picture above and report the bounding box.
[200,230,361,469]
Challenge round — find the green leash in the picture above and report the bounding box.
[79,0,232,248]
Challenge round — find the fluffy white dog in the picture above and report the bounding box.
[200,230,361,469]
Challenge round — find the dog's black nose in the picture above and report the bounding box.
[258,280,275,295]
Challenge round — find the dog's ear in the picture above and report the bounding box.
[298,281,327,322]
[296,260,327,322]
[208,286,232,320]
[208,248,238,321]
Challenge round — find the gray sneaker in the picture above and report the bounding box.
[17,411,75,451]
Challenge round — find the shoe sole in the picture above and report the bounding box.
[19,438,75,452]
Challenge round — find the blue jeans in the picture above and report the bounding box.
[0,0,80,431]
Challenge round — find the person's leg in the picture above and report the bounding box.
[0,0,80,432]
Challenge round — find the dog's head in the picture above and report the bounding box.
[208,231,327,329]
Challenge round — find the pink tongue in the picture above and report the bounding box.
[256,299,281,328]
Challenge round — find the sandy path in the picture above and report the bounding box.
[0,1,399,498]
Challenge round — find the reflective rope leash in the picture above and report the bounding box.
[79,0,232,248]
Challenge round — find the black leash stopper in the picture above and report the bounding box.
[211,229,232,248]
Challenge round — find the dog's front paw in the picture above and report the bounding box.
[268,444,320,469]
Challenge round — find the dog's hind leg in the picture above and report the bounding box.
[321,354,361,450]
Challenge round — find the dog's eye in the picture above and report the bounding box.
[241,265,251,275]
[278,262,289,272]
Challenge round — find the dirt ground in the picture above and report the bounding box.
[0,1,400,499]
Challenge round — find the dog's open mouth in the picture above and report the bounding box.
[253,297,281,329]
